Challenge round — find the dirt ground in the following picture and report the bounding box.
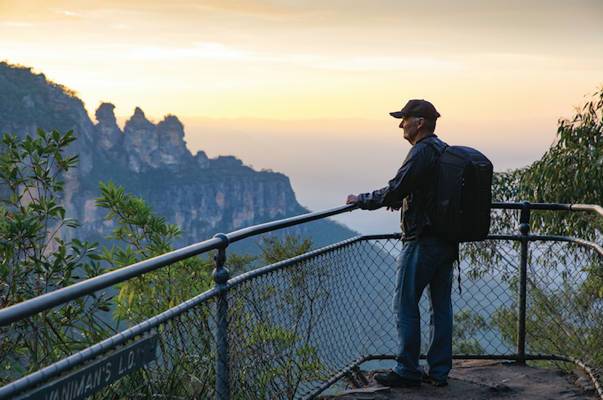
[320,360,599,400]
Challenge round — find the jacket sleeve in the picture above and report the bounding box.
[356,145,433,210]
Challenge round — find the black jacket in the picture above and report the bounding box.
[356,134,448,240]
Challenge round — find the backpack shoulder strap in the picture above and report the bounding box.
[426,140,448,160]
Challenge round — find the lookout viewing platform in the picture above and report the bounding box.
[322,360,598,399]
[0,202,602,400]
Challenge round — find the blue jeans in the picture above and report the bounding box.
[392,235,456,382]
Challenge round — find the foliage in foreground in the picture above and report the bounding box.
[96,181,216,323]
[0,128,325,398]
[482,88,603,371]
[0,130,112,383]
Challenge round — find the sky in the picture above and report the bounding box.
[2,0,602,233]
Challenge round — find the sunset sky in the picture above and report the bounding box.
[2,0,602,233]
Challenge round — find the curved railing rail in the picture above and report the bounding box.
[0,205,357,327]
[492,201,603,217]
[1,202,600,328]
[0,202,601,399]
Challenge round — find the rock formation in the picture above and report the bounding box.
[0,62,355,251]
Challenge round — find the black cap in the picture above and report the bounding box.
[390,99,441,120]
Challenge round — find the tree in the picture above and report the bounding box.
[453,310,487,354]
[94,182,232,398]
[96,181,218,323]
[96,183,324,398]
[518,88,603,240]
[0,128,326,398]
[259,235,312,265]
[229,235,330,399]
[0,130,111,384]
[482,88,603,372]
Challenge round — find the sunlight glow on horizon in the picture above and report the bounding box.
[1,0,602,163]
[2,0,602,234]
[2,0,601,123]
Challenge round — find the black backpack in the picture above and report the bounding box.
[428,144,493,242]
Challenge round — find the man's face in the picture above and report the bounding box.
[399,116,423,144]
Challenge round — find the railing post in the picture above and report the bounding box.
[517,201,530,365]
[213,233,231,400]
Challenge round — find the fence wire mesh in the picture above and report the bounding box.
[0,292,220,399]
[86,296,220,400]
[223,237,530,399]
[0,292,117,387]
[525,241,602,370]
[124,298,219,399]
[2,233,601,399]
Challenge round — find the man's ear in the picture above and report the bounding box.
[417,117,425,130]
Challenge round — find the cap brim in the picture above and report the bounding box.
[389,111,405,118]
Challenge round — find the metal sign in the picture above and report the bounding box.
[18,334,158,400]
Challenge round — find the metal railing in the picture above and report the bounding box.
[0,202,602,399]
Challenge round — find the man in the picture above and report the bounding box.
[346,99,458,388]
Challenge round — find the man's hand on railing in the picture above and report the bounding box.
[347,194,401,212]
[346,194,358,205]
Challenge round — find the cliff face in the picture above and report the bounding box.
[0,62,355,249]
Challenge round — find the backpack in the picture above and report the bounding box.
[428,144,493,242]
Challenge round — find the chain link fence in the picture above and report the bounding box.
[222,237,523,399]
[220,235,600,398]
[1,288,221,399]
[88,293,221,399]
[1,205,602,399]
[526,241,602,368]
